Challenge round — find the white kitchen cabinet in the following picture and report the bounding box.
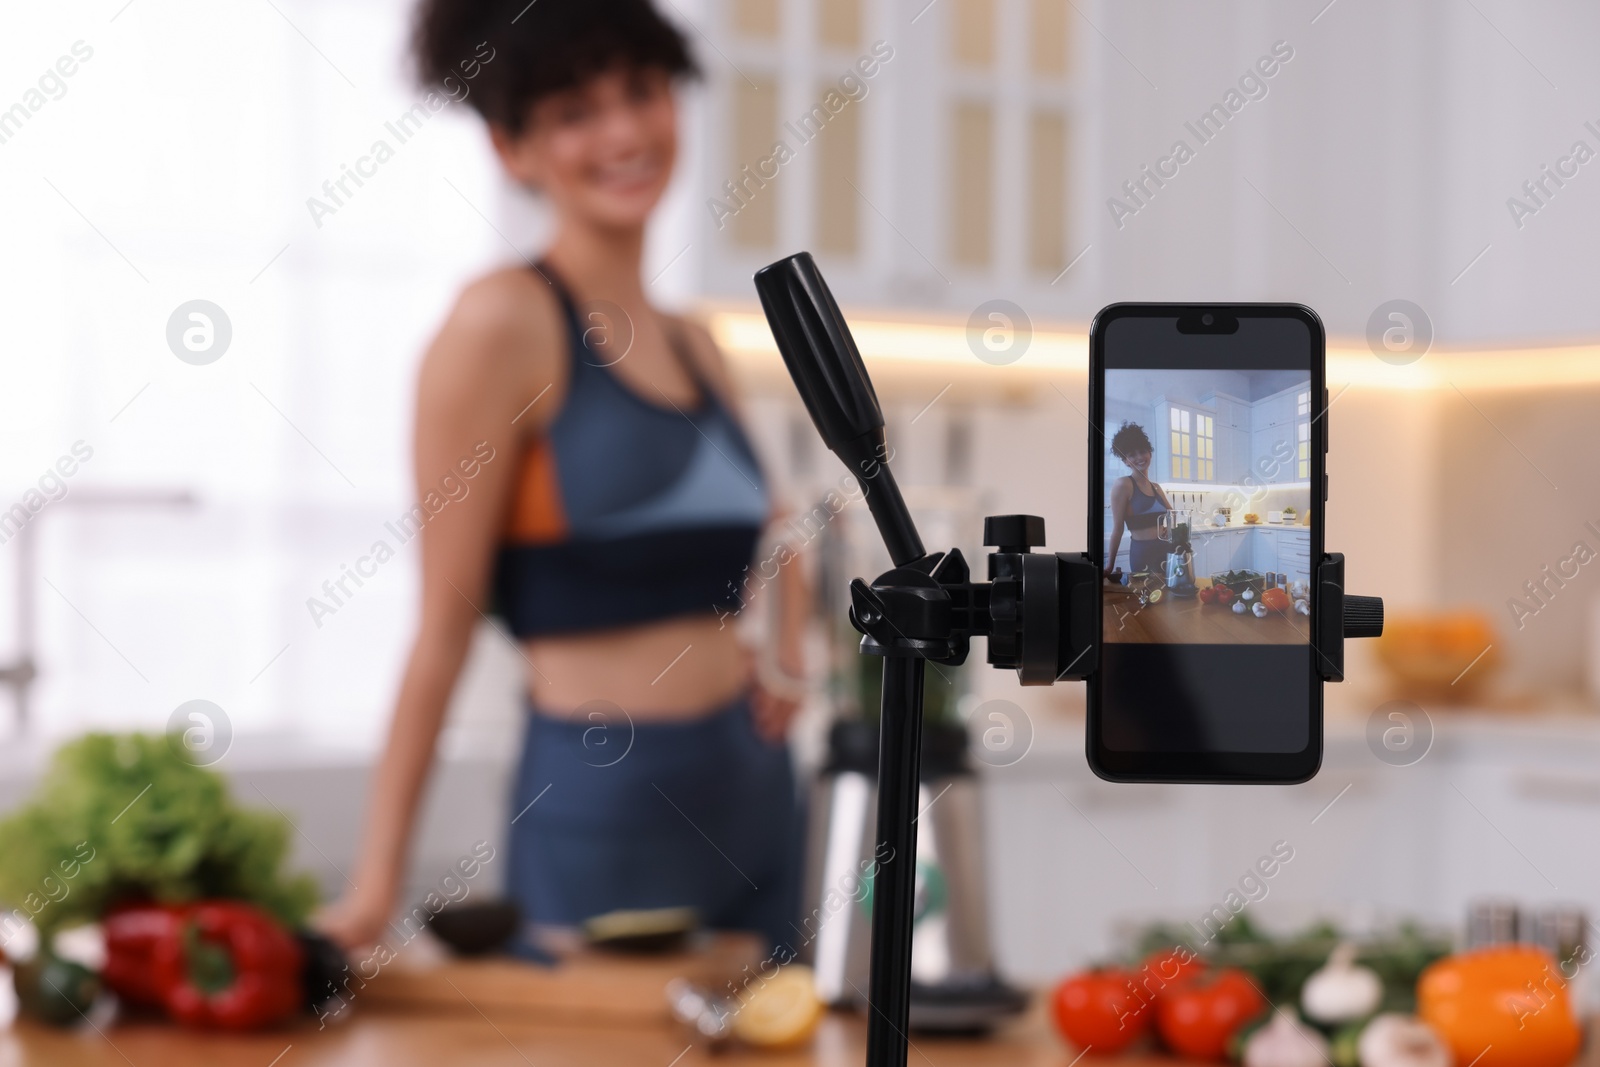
[1189,529,1252,578]
[1437,758,1600,923]
[1245,527,1314,580]
[983,757,1207,981]
[1211,533,1235,577]
[1250,390,1302,484]
[1229,530,1255,570]
[1205,392,1253,485]
[1191,532,1218,578]
[980,714,1600,986]
[1253,529,1279,574]
[1276,529,1312,582]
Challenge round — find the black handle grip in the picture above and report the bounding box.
[755,253,925,566]
[754,252,884,453]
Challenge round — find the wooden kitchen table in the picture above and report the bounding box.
[0,938,1146,1066]
[0,1001,1154,1067]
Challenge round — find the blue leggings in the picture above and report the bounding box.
[507,693,803,955]
[1129,536,1168,578]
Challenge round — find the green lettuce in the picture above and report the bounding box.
[0,733,319,934]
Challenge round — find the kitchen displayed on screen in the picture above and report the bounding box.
[1103,367,1314,646]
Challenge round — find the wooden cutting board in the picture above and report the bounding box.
[357,932,766,1026]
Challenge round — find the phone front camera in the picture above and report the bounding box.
[1201,313,1214,326]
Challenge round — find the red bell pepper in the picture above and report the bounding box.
[103,902,190,1008]
[149,901,304,1030]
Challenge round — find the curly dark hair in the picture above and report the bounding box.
[412,0,700,135]
[1110,421,1153,462]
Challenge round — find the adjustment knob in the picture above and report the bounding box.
[1343,595,1384,639]
[984,515,1046,554]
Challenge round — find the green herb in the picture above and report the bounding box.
[0,733,318,934]
[1128,916,1451,1030]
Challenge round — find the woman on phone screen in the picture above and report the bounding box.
[317,0,807,957]
[1105,422,1173,580]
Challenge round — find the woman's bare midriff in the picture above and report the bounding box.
[520,613,751,720]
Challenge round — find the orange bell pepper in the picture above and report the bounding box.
[1418,946,1581,1067]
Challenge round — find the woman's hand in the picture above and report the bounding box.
[751,678,802,744]
[749,645,806,745]
[313,881,397,954]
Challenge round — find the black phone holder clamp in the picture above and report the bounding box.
[1315,552,1385,681]
[851,528,1381,684]
[847,513,1099,685]
[754,252,1382,1067]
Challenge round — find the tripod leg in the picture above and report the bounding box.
[864,655,925,1067]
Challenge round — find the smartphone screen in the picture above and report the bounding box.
[1087,305,1326,783]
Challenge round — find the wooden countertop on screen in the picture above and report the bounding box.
[1105,584,1309,645]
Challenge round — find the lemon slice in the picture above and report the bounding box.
[731,965,824,1049]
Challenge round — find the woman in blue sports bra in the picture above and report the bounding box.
[317,0,806,956]
[1106,422,1174,580]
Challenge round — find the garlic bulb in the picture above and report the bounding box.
[1,913,38,964]
[1302,943,1383,1024]
[52,923,107,972]
[1233,600,1248,614]
[1253,602,1269,618]
[1244,1010,1330,1067]
[0,965,15,1029]
[1357,1014,1450,1067]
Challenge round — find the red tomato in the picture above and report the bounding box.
[1214,586,1235,606]
[1155,969,1265,1060]
[1051,969,1151,1053]
[1138,946,1205,994]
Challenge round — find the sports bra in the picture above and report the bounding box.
[491,265,770,637]
[1125,478,1167,530]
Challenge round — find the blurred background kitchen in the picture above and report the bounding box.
[4,0,1600,1018]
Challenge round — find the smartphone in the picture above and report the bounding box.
[1087,304,1326,783]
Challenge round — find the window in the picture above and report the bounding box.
[951,0,996,67]
[950,101,994,266]
[818,0,861,49]
[1030,0,1070,76]
[1169,407,1213,481]
[1296,390,1312,480]
[1169,407,1191,480]
[815,80,861,254]
[730,77,780,248]
[0,3,507,748]
[1029,111,1067,274]
[733,0,781,38]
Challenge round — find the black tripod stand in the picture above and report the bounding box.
[753,252,1382,1067]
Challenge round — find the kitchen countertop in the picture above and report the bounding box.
[0,994,1138,1067]
[11,998,1598,1067]
[1188,523,1310,534]
[1104,582,1306,645]
[0,936,1119,1065]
